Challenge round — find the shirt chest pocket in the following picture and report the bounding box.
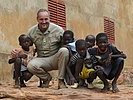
[34,36,43,45]
[49,35,60,45]
[33,35,47,49]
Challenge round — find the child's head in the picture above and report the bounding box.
[85,35,95,48]
[18,34,33,51]
[75,39,87,57]
[96,33,108,52]
[62,30,74,45]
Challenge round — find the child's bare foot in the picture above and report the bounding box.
[14,78,20,88]
[58,79,67,89]
[112,83,120,93]
[87,83,94,89]
[38,84,42,87]
[101,85,110,93]
[14,84,20,88]
[20,83,26,87]
[70,83,78,89]
[20,78,26,87]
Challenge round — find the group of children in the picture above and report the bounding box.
[9,30,126,93]
[62,30,126,93]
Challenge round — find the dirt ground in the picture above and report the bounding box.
[0,78,133,100]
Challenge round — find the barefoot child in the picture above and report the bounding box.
[85,34,95,48]
[62,30,77,85]
[79,34,96,88]
[88,33,126,92]
[9,34,34,88]
[66,39,96,88]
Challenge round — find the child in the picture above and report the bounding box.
[62,30,76,56]
[9,34,34,88]
[79,35,96,87]
[88,32,126,92]
[85,35,95,48]
[66,39,96,88]
[62,30,77,85]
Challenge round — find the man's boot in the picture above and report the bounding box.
[20,76,26,87]
[41,74,52,88]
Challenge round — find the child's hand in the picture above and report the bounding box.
[19,54,27,59]
[11,48,21,58]
[121,52,127,59]
[8,58,16,64]
[69,77,76,85]
[90,55,100,64]
[94,65,101,70]
[84,58,91,64]
[94,65,103,70]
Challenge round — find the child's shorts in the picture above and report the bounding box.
[79,65,95,79]
[21,64,28,72]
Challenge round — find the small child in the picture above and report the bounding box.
[79,35,96,88]
[9,34,34,88]
[88,32,126,92]
[66,39,96,88]
[85,35,95,48]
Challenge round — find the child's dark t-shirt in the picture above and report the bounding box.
[88,44,122,75]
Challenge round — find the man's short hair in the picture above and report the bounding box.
[37,8,49,17]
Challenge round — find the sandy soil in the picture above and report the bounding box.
[0,79,133,100]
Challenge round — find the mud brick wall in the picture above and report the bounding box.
[0,53,12,83]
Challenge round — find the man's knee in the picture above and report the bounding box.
[27,60,36,73]
[58,47,69,56]
[23,71,33,81]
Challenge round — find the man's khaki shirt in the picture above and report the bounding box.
[27,23,64,57]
